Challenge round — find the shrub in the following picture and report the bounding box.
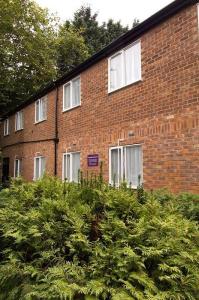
[0,177,198,300]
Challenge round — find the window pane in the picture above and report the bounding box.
[15,160,19,177]
[40,157,46,177]
[125,146,142,187]
[36,101,40,122]
[72,78,80,106]
[132,41,141,82]
[124,46,134,85]
[42,98,47,120]
[64,84,70,109]
[110,53,122,91]
[35,158,40,179]
[66,154,70,181]
[72,153,80,182]
[111,148,122,185]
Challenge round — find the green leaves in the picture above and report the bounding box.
[0,177,199,299]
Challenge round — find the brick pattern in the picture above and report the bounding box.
[0,4,199,193]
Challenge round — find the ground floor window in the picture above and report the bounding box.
[109,145,142,188]
[34,156,46,180]
[14,159,21,178]
[62,152,80,182]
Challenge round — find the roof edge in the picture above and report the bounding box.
[2,0,198,119]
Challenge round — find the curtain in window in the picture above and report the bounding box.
[36,101,40,122]
[72,153,80,182]
[66,154,70,180]
[110,53,122,91]
[40,157,46,177]
[42,98,47,120]
[126,146,142,187]
[132,42,141,82]
[15,160,21,177]
[111,148,122,185]
[64,84,71,109]
[72,78,80,106]
[124,46,133,85]
[35,158,40,179]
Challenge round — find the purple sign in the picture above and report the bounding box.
[87,154,99,167]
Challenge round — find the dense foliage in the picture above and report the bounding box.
[0,0,58,114]
[0,176,198,300]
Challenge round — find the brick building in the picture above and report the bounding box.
[0,0,199,193]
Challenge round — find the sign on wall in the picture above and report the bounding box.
[87,154,99,167]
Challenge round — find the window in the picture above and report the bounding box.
[62,152,80,182]
[15,111,23,131]
[109,145,142,188]
[63,77,80,111]
[108,40,141,92]
[3,119,9,136]
[35,97,47,123]
[34,156,46,180]
[14,159,21,178]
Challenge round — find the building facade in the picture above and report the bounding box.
[0,0,199,193]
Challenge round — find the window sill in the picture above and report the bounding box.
[63,104,81,113]
[3,134,10,137]
[34,119,47,125]
[15,128,23,132]
[108,79,142,95]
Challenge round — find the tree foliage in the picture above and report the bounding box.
[0,176,198,299]
[0,0,58,114]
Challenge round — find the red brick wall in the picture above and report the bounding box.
[0,4,199,193]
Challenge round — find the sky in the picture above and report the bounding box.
[35,0,173,26]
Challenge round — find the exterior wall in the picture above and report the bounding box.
[0,89,57,179]
[57,4,199,193]
[0,3,199,193]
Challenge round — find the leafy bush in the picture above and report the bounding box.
[0,177,199,300]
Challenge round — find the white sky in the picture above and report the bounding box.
[35,0,173,26]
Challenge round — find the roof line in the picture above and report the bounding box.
[2,0,197,118]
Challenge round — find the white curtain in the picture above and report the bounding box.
[72,153,80,182]
[132,41,141,82]
[111,148,122,185]
[126,146,142,187]
[64,83,71,109]
[40,157,46,177]
[72,78,80,106]
[42,98,47,120]
[124,46,133,85]
[110,53,122,90]
[35,158,40,179]
[36,101,40,122]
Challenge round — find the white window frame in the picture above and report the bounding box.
[14,159,21,178]
[62,151,80,182]
[15,111,23,131]
[108,40,141,93]
[109,144,143,188]
[3,118,9,136]
[35,97,47,123]
[63,76,81,112]
[33,156,46,180]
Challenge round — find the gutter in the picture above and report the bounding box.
[54,86,59,176]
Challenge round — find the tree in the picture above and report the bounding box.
[57,26,89,76]
[0,0,57,115]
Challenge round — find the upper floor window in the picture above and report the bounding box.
[108,40,141,93]
[109,144,142,188]
[34,156,46,180]
[15,111,23,131]
[3,118,9,136]
[14,159,21,178]
[35,97,47,123]
[63,77,81,111]
[62,152,80,182]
